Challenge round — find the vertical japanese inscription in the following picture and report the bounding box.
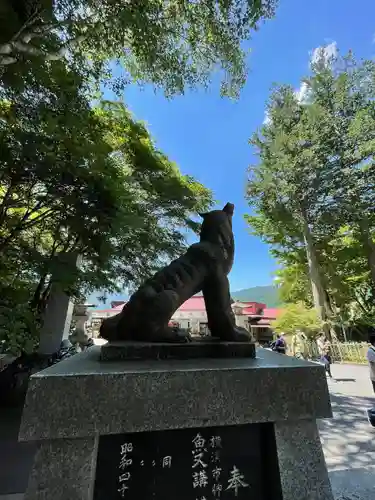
[210,435,223,498]
[191,431,250,499]
[162,456,172,468]
[94,423,279,500]
[225,466,249,497]
[192,433,208,489]
[118,442,133,498]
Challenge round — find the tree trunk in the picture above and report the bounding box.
[301,215,333,340]
[39,280,52,314]
[30,273,47,310]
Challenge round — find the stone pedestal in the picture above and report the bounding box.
[100,339,256,361]
[19,348,334,500]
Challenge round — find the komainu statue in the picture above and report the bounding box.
[100,203,252,343]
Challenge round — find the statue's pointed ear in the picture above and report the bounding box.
[223,202,234,216]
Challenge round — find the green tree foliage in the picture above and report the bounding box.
[0,283,41,354]
[246,83,335,335]
[271,303,322,338]
[1,0,278,97]
[0,2,280,355]
[246,47,375,337]
[0,55,212,353]
[274,263,313,306]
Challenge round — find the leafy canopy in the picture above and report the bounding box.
[2,0,278,97]
[246,48,375,335]
[0,53,213,352]
[271,303,322,337]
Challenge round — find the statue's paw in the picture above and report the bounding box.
[157,327,192,343]
[216,327,253,343]
[232,327,253,342]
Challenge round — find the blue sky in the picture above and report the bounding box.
[98,0,375,303]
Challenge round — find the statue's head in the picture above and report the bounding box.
[199,203,235,273]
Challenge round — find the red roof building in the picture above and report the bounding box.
[111,301,126,309]
[263,308,281,320]
[177,296,206,311]
[91,294,281,342]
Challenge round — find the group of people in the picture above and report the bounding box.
[269,331,375,388]
[268,330,375,427]
[269,330,333,377]
[270,330,309,359]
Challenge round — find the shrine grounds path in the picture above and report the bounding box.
[0,362,374,500]
[319,363,375,500]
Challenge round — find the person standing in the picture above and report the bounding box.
[273,334,287,355]
[317,333,325,357]
[366,336,375,394]
[292,330,309,359]
[317,333,332,378]
[291,332,298,357]
[323,338,333,378]
[366,336,375,427]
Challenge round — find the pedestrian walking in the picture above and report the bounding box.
[317,333,332,378]
[366,336,375,394]
[366,335,375,427]
[272,333,287,355]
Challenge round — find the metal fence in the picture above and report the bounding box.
[306,341,368,364]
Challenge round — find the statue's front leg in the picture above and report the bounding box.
[202,272,252,342]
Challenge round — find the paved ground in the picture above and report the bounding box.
[0,363,374,500]
[319,363,375,500]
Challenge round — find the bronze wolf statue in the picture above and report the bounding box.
[100,203,251,343]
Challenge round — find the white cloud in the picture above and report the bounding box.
[294,42,338,106]
[263,82,311,124]
[262,42,337,125]
[295,81,311,104]
[310,42,338,68]
[263,111,271,125]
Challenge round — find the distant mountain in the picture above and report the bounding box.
[90,285,280,310]
[232,285,280,308]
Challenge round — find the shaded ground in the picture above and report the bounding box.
[0,363,374,499]
[319,364,375,500]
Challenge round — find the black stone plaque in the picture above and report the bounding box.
[94,423,283,500]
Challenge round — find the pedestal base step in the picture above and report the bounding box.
[100,338,256,361]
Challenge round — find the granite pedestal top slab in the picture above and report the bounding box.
[19,347,331,442]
